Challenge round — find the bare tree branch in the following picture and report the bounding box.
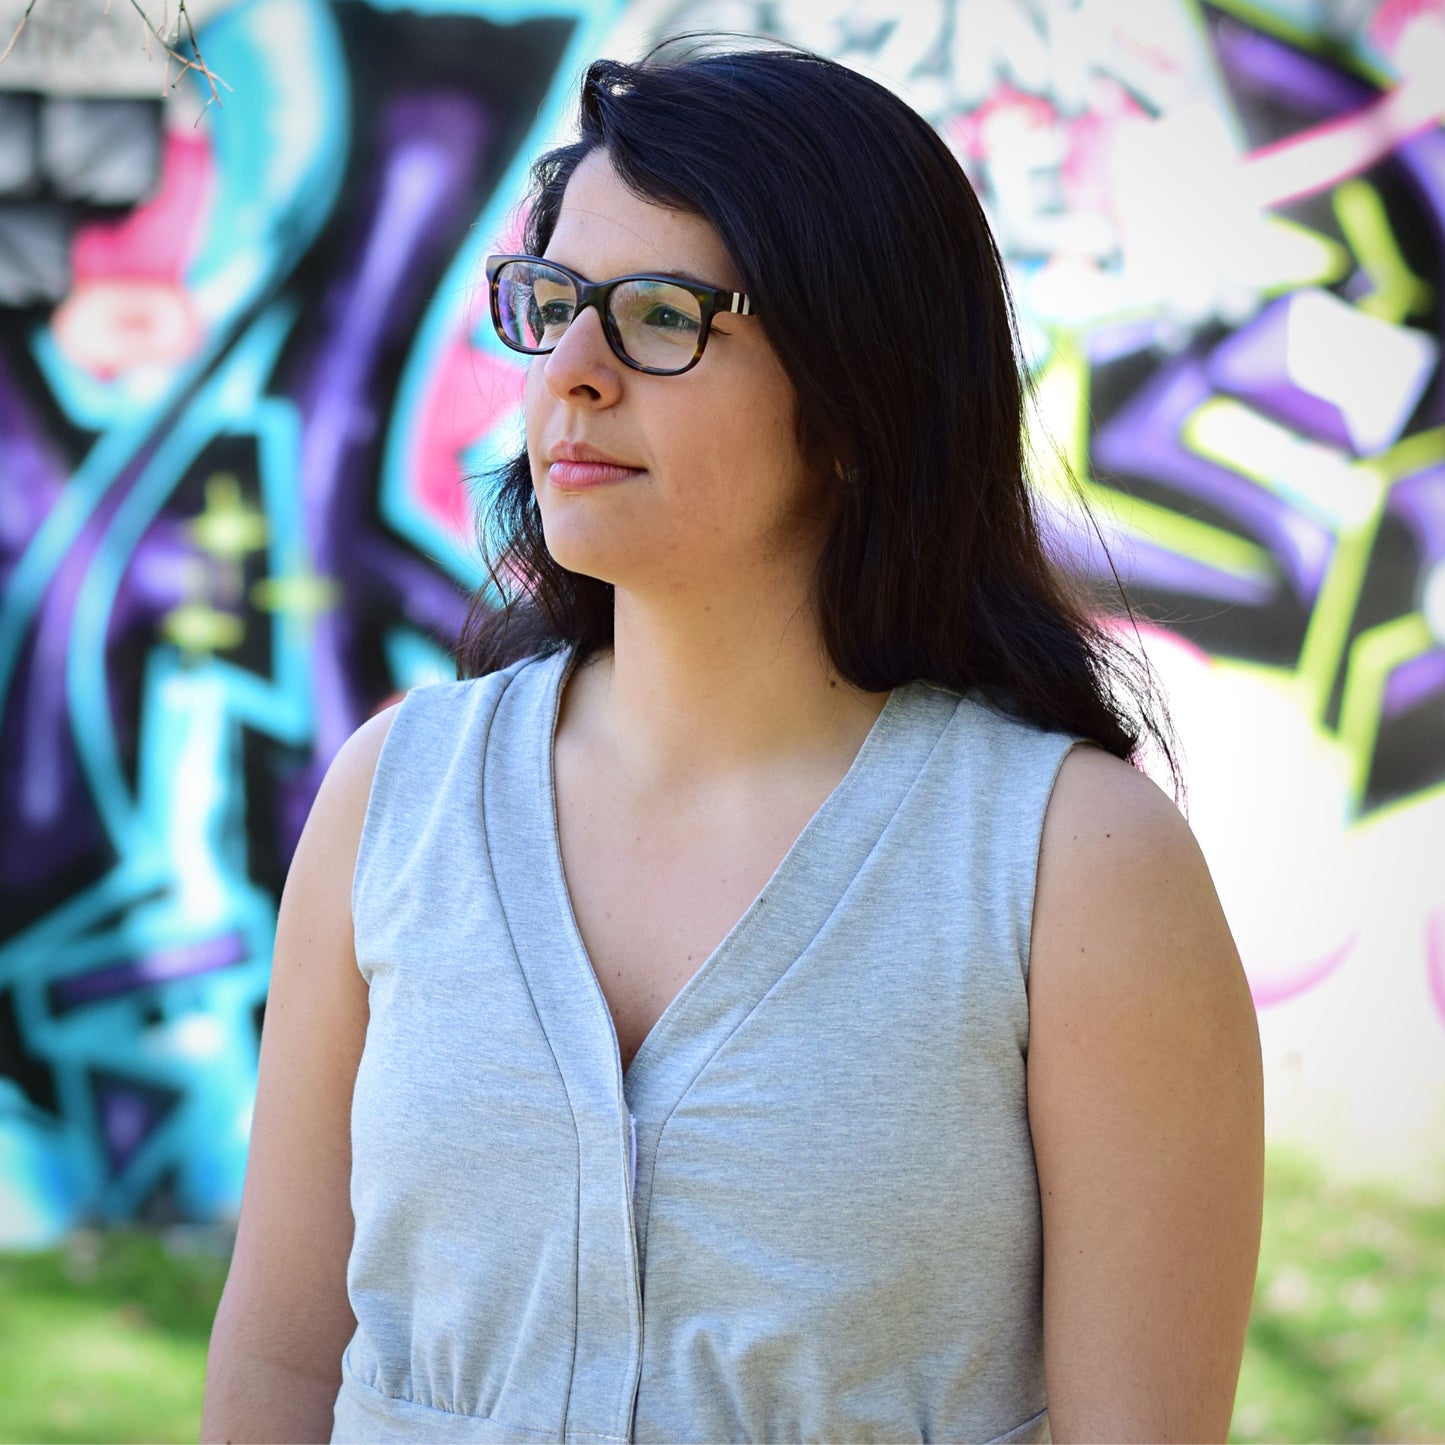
[0,0,41,67]
[1,0,232,117]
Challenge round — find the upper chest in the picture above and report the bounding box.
[552,728,849,1075]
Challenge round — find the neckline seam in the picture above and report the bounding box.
[537,647,953,1092]
[543,648,923,1088]
[616,682,924,1081]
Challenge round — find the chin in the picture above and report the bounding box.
[537,520,629,587]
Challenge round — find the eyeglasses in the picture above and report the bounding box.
[484,253,756,376]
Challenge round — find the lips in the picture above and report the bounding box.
[546,440,644,490]
[548,440,639,467]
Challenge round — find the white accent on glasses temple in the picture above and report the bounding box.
[729,294,752,315]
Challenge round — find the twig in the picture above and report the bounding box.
[0,0,233,117]
[0,0,41,67]
[125,0,232,113]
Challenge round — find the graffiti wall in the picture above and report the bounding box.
[0,0,1440,1244]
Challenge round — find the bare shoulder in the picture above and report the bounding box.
[1025,741,1264,1441]
[327,700,404,809]
[1039,739,1194,888]
[1031,741,1233,992]
[1027,738,1258,1128]
[355,697,405,750]
[278,700,405,904]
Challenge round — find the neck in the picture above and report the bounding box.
[562,579,893,803]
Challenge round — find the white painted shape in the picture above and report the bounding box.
[1189,398,1381,532]
[250,0,333,201]
[1285,287,1438,454]
[1113,621,1445,1193]
[1120,627,1357,979]
[171,1012,227,1061]
[1424,562,1445,646]
[1253,786,1445,1198]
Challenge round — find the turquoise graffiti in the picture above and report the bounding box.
[0,0,624,1244]
[1,0,1442,1243]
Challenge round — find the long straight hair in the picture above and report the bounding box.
[454,39,1180,795]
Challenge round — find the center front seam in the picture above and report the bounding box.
[629,698,961,1263]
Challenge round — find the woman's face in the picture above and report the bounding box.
[524,148,829,598]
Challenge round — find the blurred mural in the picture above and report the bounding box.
[0,0,1440,1245]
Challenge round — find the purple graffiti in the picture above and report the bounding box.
[49,930,248,1012]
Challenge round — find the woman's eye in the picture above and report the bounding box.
[644,305,700,333]
[537,299,574,327]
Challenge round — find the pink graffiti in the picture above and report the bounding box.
[51,128,214,377]
[944,77,1148,238]
[1371,0,1445,55]
[1239,5,1445,210]
[1058,82,1149,217]
[947,84,1055,161]
[70,130,215,280]
[1427,911,1445,1028]
[1248,935,1356,1009]
[409,335,524,536]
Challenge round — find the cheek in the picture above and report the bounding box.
[723,380,812,505]
[522,363,545,442]
[522,366,554,486]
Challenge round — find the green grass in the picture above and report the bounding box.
[0,1223,231,1444]
[0,1147,1441,1443]
[1232,1150,1445,1444]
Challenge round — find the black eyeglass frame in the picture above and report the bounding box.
[484,253,756,376]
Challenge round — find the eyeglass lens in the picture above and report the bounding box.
[494,260,704,371]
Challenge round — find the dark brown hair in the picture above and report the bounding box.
[454,39,1180,795]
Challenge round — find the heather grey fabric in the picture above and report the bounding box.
[330,643,1085,1444]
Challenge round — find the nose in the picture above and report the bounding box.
[542,300,623,407]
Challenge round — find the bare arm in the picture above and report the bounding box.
[1027,745,1264,1443]
[200,703,401,1444]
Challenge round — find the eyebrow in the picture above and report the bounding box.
[542,256,733,292]
[650,268,726,290]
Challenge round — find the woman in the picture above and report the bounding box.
[202,39,1264,1445]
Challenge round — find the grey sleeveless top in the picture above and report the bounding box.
[330,644,1085,1444]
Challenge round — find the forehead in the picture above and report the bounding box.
[545,149,739,288]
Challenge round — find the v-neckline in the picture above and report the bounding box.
[539,644,917,1095]
[481,641,961,1138]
